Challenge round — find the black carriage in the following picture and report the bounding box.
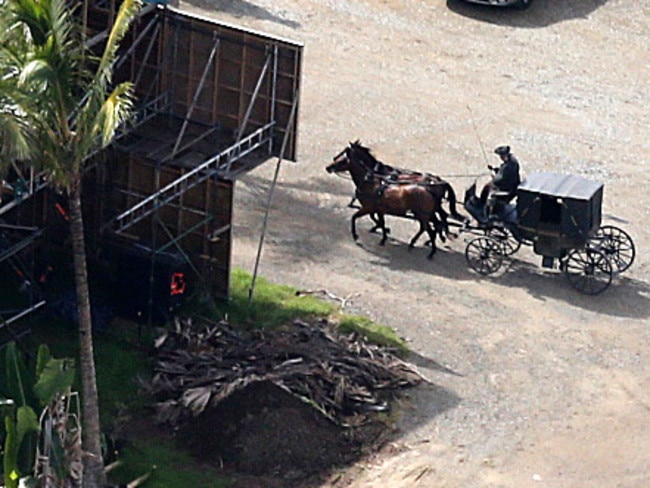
[462,172,635,294]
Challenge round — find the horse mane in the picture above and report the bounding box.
[350,140,383,169]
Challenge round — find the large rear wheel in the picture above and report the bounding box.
[465,236,503,275]
[564,248,613,295]
[589,225,635,273]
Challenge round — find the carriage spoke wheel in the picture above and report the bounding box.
[486,226,521,256]
[465,236,503,275]
[589,225,635,273]
[564,248,613,295]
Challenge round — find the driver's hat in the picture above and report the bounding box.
[494,146,511,156]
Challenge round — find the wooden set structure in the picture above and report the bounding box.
[0,2,303,335]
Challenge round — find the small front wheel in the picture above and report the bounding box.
[465,236,503,275]
[564,248,613,295]
[486,226,521,256]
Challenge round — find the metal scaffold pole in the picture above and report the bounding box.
[248,89,299,303]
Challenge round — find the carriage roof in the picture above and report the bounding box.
[517,172,603,201]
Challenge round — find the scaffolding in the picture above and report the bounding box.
[1,3,303,333]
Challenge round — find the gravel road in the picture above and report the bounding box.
[179,1,650,486]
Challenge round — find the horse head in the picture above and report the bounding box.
[326,146,352,174]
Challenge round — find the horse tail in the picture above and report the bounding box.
[444,182,469,223]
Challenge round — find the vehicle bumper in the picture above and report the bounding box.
[462,0,522,6]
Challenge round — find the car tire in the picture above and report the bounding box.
[513,0,533,9]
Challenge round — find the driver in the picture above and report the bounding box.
[479,145,521,212]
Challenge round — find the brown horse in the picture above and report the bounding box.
[347,140,468,241]
[326,144,445,259]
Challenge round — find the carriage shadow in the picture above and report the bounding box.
[356,225,649,319]
[446,0,611,28]
[498,259,650,319]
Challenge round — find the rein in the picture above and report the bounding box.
[350,147,485,180]
[439,173,486,178]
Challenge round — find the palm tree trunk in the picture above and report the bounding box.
[68,178,107,487]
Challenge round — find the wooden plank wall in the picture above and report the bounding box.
[122,6,303,160]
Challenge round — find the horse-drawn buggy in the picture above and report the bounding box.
[462,171,635,294]
[326,141,635,295]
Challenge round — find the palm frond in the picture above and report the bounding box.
[9,0,50,46]
[0,111,32,164]
[94,82,135,148]
[74,81,134,164]
[18,58,55,91]
[96,0,142,87]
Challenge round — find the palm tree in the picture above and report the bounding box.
[0,0,142,485]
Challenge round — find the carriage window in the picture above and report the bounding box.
[539,196,562,224]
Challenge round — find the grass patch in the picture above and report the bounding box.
[336,314,409,354]
[189,268,336,329]
[94,335,150,422]
[107,438,228,488]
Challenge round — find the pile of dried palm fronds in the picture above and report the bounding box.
[142,317,430,427]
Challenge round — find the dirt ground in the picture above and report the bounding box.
[176,1,650,487]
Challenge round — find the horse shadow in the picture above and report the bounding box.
[179,0,301,29]
[358,228,475,283]
[446,0,611,27]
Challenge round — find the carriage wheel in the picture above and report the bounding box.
[564,248,613,295]
[589,225,635,273]
[486,226,521,256]
[465,236,503,275]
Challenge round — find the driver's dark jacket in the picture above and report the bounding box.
[493,156,521,192]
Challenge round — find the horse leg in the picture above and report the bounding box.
[351,208,373,241]
[437,208,451,240]
[376,213,389,245]
[369,213,391,235]
[425,221,437,259]
[409,221,427,250]
[423,211,446,247]
[430,211,446,243]
[351,212,363,241]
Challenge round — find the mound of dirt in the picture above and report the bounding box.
[176,381,391,486]
[140,317,427,486]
